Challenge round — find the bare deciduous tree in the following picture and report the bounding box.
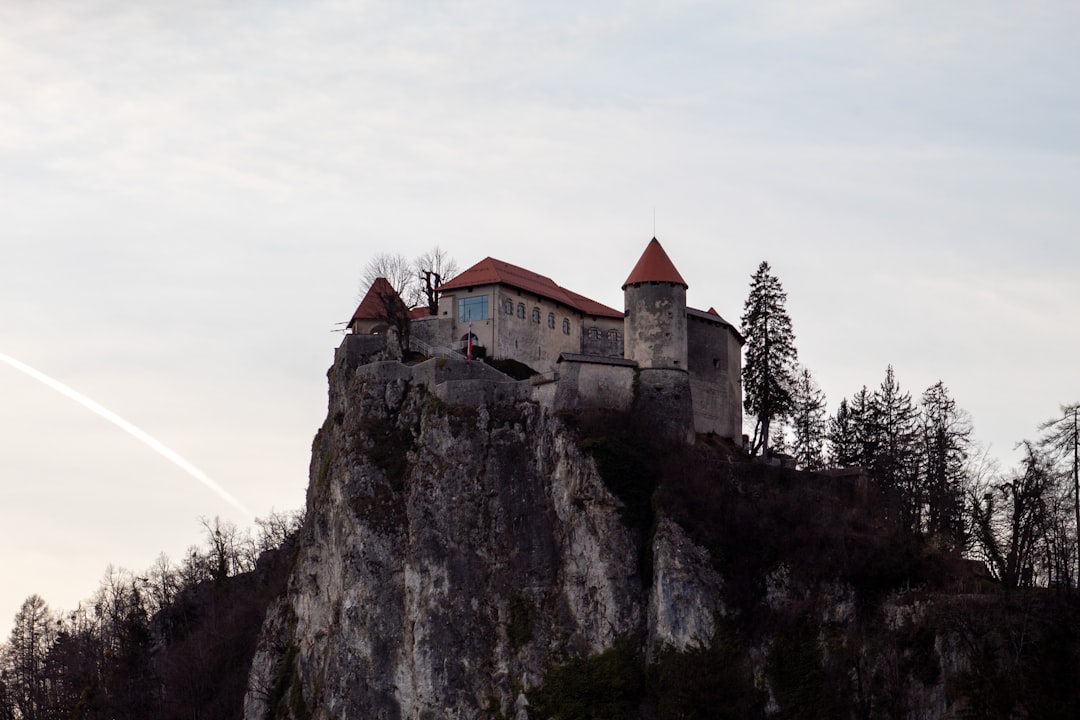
[790,366,827,470]
[360,253,417,306]
[413,245,459,315]
[360,247,460,315]
[969,442,1057,587]
[1039,402,1080,582]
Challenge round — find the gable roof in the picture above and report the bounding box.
[350,277,407,322]
[438,257,622,318]
[622,237,688,289]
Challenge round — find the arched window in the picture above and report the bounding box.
[502,299,513,315]
[587,327,600,340]
[547,313,555,329]
[562,318,571,335]
[517,303,525,319]
[532,308,541,323]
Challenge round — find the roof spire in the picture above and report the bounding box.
[622,237,688,289]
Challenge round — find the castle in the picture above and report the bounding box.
[345,238,743,443]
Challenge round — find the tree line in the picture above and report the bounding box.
[741,260,1080,589]
[0,510,302,720]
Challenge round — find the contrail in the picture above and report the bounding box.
[0,353,250,516]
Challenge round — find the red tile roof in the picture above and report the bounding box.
[622,237,688,289]
[438,257,622,318]
[350,277,406,322]
[560,287,622,319]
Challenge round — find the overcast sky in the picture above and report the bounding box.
[2,0,1078,632]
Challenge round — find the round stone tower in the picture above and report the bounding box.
[622,237,689,370]
[623,237,694,443]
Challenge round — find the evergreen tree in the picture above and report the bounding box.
[790,366,827,470]
[741,261,798,459]
[918,381,972,545]
[869,366,921,527]
[829,386,874,468]
[849,385,877,467]
[827,398,858,467]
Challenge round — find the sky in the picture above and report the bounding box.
[1,0,1078,633]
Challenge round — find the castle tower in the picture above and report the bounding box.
[623,238,694,443]
[622,237,689,370]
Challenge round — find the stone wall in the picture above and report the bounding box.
[493,290,583,370]
[623,282,688,371]
[633,367,695,444]
[580,316,625,357]
[333,333,394,369]
[686,315,743,439]
[550,358,635,414]
[409,315,453,352]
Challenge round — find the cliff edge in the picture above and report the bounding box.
[243,348,1080,720]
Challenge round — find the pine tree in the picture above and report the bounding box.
[827,398,858,467]
[869,366,921,527]
[790,366,827,470]
[918,381,972,545]
[829,386,873,468]
[741,261,798,459]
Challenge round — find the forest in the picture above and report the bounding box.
[0,511,302,720]
[741,260,1080,592]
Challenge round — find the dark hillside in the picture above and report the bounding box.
[554,410,1080,720]
[151,542,295,719]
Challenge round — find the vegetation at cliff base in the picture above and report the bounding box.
[0,511,302,720]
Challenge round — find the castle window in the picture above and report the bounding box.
[517,303,525,319]
[607,330,620,341]
[502,299,513,315]
[532,308,541,323]
[547,313,555,329]
[562,318,571,335]
[458,296,489,322]
[587,327,600,340]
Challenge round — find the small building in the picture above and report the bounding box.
[347,277,409,335]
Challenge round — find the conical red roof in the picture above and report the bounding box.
[350,277,406,321]
[622,237,688,289]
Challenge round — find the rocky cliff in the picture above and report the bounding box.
[243,347,1080,720]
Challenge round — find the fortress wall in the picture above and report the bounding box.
[686,318,743,440]
[433,378,532,407]
[410,316,452,350]
[335,333,392,372]
[410,356,510,389]
[722,331,743,438]
[633,368,695,444]
[551,362,635,414]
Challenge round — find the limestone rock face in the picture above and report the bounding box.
[243,354,699,719]
[242,352,1034,720]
